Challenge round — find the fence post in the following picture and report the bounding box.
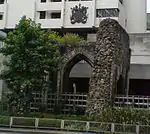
[9,117,13,128]
[86,122,90,131]
[111,123,115,133]
[61,120,64,129]
[35,118,39,129]
[136,125,139,134]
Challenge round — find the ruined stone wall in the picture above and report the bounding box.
[58,45,94,93]
[86,19,130,116]
[61,45,94,65]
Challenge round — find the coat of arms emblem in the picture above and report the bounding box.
[70,4,88,24]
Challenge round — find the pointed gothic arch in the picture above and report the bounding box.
[61,53,93,93]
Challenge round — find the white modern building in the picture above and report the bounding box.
[0,0,147,34]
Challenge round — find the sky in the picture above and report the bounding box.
[148,0,150,12]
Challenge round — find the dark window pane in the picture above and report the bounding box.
[96,8,119,18]
[0,14,3,20]
[51,12,61,19]
[0,0,4,4]
[39,11,46,19]
[41,0,46,2]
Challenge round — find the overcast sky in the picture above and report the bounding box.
[148,0,150,12]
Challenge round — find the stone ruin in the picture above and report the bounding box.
[86,19,130,116]
[59,19,130,115]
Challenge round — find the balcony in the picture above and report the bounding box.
[36,0,62,11]
[36,19,62,28]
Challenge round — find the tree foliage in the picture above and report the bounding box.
[48,31,63,45]
[63,33,86,46]
[48,32,86,46]
[0,16,60,113]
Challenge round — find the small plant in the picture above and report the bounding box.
[62,33,86,46]
[48,31,63,45]
[48,31,87,46]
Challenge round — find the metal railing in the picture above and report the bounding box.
[0,116,150,134]
[2,93,150,114]
[31,93,150,112]
[115,95,150,108]
[30,92,87,114]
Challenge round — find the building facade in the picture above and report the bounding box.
[0,0,147,34]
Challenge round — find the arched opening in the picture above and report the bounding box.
[117,75,124,95]
[62,54,93,93]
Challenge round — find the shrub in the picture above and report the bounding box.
[0,116,10,126]
[13,118,35,126]
[62,33,86,46]
[48,31,63,45]
[89,108,150,125]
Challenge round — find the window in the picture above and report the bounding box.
[0,14,3,20]
[39,11,46,19]
[51,12,61,19]
[0,0,4,4]
[96,8,119,18]
[41,0,46,2]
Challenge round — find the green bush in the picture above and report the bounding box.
[48,31,63,45]
[1,107,150,126]
[89,108,150,125]
[62,33,86,46]
[11,108,150,125]
[0,116,10,125]
[39,119,61,128]
[48,31,87,46]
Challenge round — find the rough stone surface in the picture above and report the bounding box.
[58,19,130,116]
[86,19,130,116]
[58,45,94,92]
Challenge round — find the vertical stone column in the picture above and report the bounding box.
[86,19,130,116]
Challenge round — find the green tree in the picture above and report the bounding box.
[0,16,60,114]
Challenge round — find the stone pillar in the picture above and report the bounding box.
[86,19,130,116]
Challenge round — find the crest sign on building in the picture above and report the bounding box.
[70,4,88,24]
